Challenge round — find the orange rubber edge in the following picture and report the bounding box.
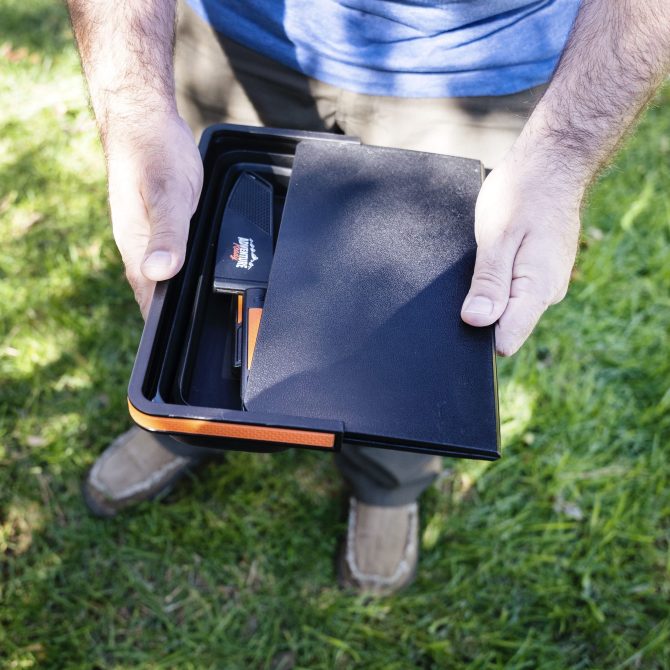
[236,294,243,325]
[128,399,335,449]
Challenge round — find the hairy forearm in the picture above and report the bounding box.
[517,0,670,190]
[67,0,178,146]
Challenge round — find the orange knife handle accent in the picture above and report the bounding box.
[246,307,263,370]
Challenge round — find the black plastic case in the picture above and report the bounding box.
[127,124,500,460]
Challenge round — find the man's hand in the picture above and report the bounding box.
[461,0,670,355]
[67,0,196,317]
[105,112,203,318]
[461,153,581,356]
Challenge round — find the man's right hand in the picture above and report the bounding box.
[105,111,204,318]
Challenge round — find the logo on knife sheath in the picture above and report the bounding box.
[230,237,258,270]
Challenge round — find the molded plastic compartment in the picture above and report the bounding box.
[128,125,354,452]
[177,163,291,408]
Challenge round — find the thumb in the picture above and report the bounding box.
[461,233,519,327]
[140,172,196,282]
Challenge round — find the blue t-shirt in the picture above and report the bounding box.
[186,0,580,98]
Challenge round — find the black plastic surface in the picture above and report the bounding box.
[245,141,499,459]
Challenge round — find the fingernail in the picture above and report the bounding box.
[142,250,173,274]
[463,296,494,316]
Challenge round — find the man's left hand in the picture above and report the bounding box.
[460,152,582,356]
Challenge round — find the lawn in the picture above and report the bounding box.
[1,1,670,668]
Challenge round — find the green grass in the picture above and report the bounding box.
[1,1,670,667]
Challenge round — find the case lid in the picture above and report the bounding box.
[244,141,499,458]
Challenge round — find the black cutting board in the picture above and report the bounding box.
[244,141,499,458]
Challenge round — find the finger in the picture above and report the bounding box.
[138,282,155,321]
[494,227,575,355]
[139,166,196,282]
[495,278,570,356]
[494,274,550,356]
[461,231,520,327]
[109,177,155,310]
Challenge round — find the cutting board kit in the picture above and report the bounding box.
[127,124,500,460]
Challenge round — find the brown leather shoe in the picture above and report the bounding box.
[83,427,202,517]
[337,497,419,595]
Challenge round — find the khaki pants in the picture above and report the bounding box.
[173,1,544,505]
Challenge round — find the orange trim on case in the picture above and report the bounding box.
[236,294,243,324]
[128,399,335,448]
[247,307,263,370]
